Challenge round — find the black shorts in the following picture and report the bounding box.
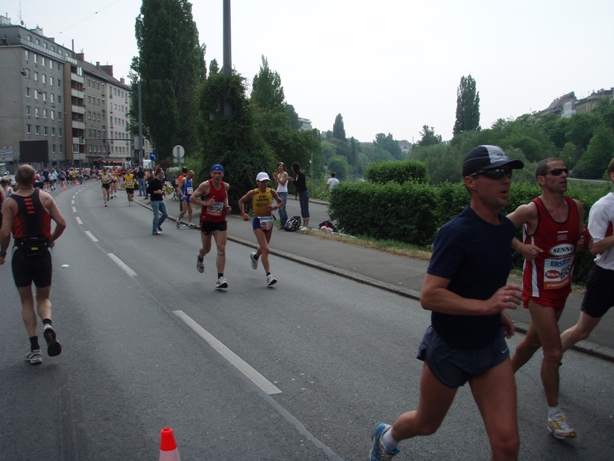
[125,188,134,194]
[200,220,227,235]
[417,326,509,388]
[102,183,110,190]
[581,265,614,318]
[12,248,52,288]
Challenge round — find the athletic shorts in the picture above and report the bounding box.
[125,188,134,194]
[11,248,52,288]
[200,220,227,235]
[102,183,110,190]
[252,216,273,232]
[417,325,509,388]
[523,293,569,312]
[581,265,614,318]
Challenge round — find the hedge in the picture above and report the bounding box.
[328,179,610,285]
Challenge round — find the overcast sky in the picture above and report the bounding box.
[6,0,614,143]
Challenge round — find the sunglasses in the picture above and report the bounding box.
[546,168,568,176]
[471,168,513,180]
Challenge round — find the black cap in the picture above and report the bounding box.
[462,145,524,177]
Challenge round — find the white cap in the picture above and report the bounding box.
[256,172,270,182]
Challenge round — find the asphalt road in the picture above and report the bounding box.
[1,183,613,460]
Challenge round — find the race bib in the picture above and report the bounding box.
[208,202,224,214]
[543,256,573,290]
[258,216,273,231]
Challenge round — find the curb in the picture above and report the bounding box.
[134,198,614,364]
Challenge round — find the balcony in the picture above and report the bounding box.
[71,72,85,84]
[72,105,86,115]
[72,121,86,130]
[71,89,85,99]
[73,137,85,145]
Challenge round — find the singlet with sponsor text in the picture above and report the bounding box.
[522,196,580,302]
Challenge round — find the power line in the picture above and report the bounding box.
[54,0,123,36]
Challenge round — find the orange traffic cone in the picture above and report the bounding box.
[159,428,181,461]
[62,184,66,190]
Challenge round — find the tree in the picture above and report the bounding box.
[453,75,480,135]
[251,56,285,111]
[133,0,205,163]
[327,156,349,179]
[333,114,346,141]
[417,125,442,147]
[374,133,404,160]
[573,126,614,179]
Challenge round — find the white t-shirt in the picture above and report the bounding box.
[588,192,614,270]
[276,172,288,193]
[327,177,340,190]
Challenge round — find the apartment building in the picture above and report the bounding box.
[0,15,148,169]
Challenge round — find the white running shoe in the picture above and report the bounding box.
[25,349,43,365]
[196,255,205,273]
[216,277,228,289]
[266,274,277,286]
[176,220,181,229]
[250,252,258,270]
[548,412,576,439]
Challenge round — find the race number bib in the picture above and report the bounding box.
[258,216,273,231]
[543,257,573,290]
[186,186,193,194]
[208,202,225,214]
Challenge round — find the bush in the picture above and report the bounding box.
[364,160,430,185]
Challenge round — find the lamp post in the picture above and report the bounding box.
[223,0,233,116]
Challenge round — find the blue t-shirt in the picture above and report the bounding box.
[427,206,515,349]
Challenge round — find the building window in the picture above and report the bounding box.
[35,126,40,135]
[41,57,45,66]
[58,79,61,87]
[58,112,62,121]
[59,144,63,153]
[35,107,40,117]
[25,50,29,60]
[52,128,55,136]
[26,106,31,116]
[44,127,48,136]
[43,109,47,118]
[51,111,55,120]
[59,129,63,137]
[49,76,54,86]
[34,54,38,64]
[42,74,46,85]
[49,60,53,70]
[26,124,31,134]
[57,95,62,104]
[50,93,54,103]
[42,92,47,102]
[34,71,38,81]
[52,144,56,153]
[26,87,30,97]
[34,89,38,99]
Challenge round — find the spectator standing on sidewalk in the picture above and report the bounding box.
[147,168,168,235]
[238,172,284,286]
[136,166,146,196]
[287,162,309,230]
[507,157,585,440]
[272,162,288,228]
[561,158,614,352]
[0,164,67,365]
[370,145,524,461]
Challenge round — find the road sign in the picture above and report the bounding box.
[173,145,185,164]
[150,152,157,162]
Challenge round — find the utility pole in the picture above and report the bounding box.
[222,0,233,116]
[138,80,143,166]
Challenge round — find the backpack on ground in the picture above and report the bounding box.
[284,216,302,232]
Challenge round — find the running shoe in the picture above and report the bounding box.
[300,226,308,231]
[196,255,205,273]
[158,226,163,233]
[548,412,576,439]
[266,274,277,286]
[188,223,196,229]
[370,423,399,461]
[176,220,181,229]
[25,349,43,365]
[104,203,107,207]
[250,252,258,270]
[152,231,160,235]
[216,277,228,289]
[43,324,62,357]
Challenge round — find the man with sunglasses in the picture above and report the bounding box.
[507,158,585,440]
[370,145,523,461]
[561,158,614,355]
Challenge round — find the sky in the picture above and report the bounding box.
[5,0,614,144]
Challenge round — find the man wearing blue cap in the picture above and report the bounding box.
[190,164,231,289]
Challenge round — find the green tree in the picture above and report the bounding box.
[333,114,346,141]
[453,75,481,135]
[327,156,349,179]
[134,0,205,163]
[251,56,285,111]
[374,133,404,160]
[417,125,442,147]
[573,126,614,179]
[209,59,220,75]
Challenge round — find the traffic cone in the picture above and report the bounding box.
[159,428,181,461]
[62,184,66,190]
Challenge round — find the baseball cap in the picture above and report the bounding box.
[256,172,270,182]
[211,164,224,172]
[462,145,524,177]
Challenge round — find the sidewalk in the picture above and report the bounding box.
[139,196,614,363]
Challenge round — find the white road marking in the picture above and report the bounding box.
[85,231,98,242]
[107,253,137,277]
[71,200,74,205]
[72,207,77,213]
[173,310,282,395]
[76,217,83,225]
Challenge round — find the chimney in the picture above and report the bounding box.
[96,61,100,68]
